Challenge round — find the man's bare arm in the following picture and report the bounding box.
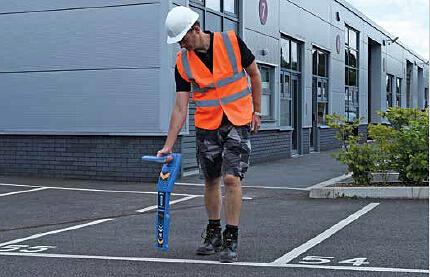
[245,61,262,133]
[157,91,190,156]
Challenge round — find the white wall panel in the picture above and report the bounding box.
[0,69,159,133]
[0,1,158,12]
[0,4,160,72]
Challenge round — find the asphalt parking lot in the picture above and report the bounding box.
[0,152,428,277]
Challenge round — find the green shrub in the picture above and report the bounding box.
[327,114,373,185]
[327,108,429,185]
[336,141,375,185]
[368,124,396,183]
[380,108,429,183]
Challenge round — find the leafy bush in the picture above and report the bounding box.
[379,108,429,183]
[326,114,373,185]
[327,108,429,185]
[336,142,375,185]
[367,124,395,182]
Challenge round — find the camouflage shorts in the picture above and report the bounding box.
[196,118,251,180]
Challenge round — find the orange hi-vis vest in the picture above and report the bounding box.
[176,31,253,130]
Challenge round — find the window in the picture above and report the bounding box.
[280,37,301,72]
[348,29,358,50]
[425,88,429,108]
[206,0,221,11]
[313,47,329,126]
[386,75,394,108]
[317,80,329,124]
[206,12,222,32]
[344,25,359,121]
[281,39,290,69]
[190,0,239,32]
[280,73,292,126]
[345,87,359,121]
[396,77,402,107]
[317,50,327,77]
[291,41,299,71]
[223,0,237,15]
[406,61,413,107]
[258,65,274,120]
[280,36,302,127]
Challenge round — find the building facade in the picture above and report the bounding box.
[0,0,428,181]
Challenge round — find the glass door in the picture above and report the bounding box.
[291,75,300,154]
[311,78,317,149]
[280,71,291,127]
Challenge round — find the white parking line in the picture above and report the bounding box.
[0,252,427,274]
[136,196,198,213]
[0,196,198,247]
[0,183,252,200]
[0,187,48,197]
[271,203,380,265]
[305,173,352,190]
[0,219,114,247]
[0,183,201,197]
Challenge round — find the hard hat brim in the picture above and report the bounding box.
[166,12,199,44]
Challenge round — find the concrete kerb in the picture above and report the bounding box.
[308,174,429,199]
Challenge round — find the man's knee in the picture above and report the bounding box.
[223,174,240,188]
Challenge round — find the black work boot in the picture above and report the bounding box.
[219,229,238,263]
[195,225,222,255]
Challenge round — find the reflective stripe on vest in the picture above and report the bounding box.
[181,49,194,82]
[191,70,246,93]
[221,32,239,74]
[195,87,250,107]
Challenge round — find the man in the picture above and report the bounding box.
[157,6,262,263]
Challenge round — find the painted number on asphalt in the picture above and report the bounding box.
[0,245,56,253]
[299,256,369,266]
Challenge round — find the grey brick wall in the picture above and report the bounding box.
[0,130,301,182]
[319,128,342,151]
[302,128,310,154]
[250,130,291,163]
[0,135,180,182]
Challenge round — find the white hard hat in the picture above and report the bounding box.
[165,6,199,44]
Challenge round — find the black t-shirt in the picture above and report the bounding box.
[175,31,255,92]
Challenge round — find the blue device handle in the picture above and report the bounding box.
[141,155,168,164]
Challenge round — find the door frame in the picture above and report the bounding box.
[291,74,303,155]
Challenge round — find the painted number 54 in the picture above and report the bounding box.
[299,256,369,266]
[0,245,56,253]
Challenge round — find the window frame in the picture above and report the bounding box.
[280,36,301,73]
[312,46,330,126]
[258,64,275,121]
[425,88,429,108]
[189,0,239,33]
[396,77,402,107]
[344,25,359,122]
[280,35,302,128]
[280,71,293,127]
[386,74,394,108]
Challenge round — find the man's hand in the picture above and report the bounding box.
[251,113,261,134]
[157,147,173,163]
